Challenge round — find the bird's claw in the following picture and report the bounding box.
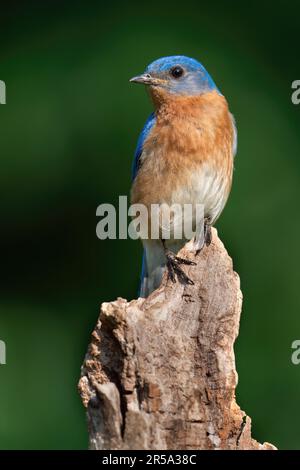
[165,251,195,286]
[204,222,212,246]
[194,219,212,254]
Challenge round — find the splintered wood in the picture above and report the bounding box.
[78,229,276,450]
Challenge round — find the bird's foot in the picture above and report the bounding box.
[165,250,196,286]
[204,220,212,246]
[195,218,212,255]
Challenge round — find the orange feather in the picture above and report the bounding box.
[131,90,234,226]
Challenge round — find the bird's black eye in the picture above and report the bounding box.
[170,66,184,79]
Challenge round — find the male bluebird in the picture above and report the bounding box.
[130,56,237,297]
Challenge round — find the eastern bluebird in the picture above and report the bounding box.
[130,56,237,297]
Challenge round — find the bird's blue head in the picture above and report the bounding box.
[130,56,219,96]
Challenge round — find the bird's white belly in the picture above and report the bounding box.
[169,163,228,225]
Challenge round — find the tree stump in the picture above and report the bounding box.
[78,228,276,450]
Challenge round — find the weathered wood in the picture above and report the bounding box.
[78,228,276,450]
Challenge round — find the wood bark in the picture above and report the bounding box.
[78,229,276,450]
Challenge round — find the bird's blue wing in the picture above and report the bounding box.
[132,112,156,181]
[131,112,156,297]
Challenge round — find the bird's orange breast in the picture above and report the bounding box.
[131,90,234,223]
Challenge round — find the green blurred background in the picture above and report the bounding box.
[1,0,300,449]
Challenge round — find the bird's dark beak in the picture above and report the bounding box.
[129,73,154,85]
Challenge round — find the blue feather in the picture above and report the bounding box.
[145,56,219,96]
[132,112,156,180]
[132,113,156,296]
